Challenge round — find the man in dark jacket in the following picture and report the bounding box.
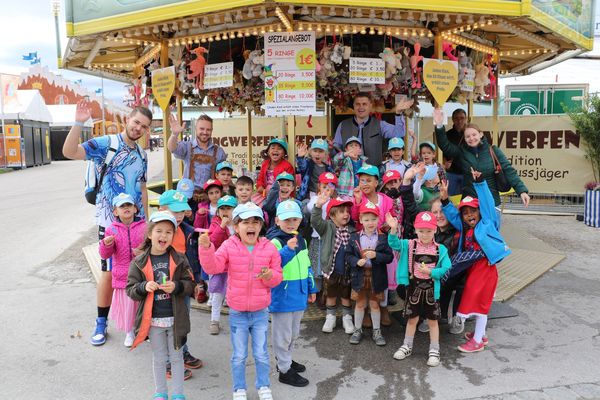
[443,109,468,196]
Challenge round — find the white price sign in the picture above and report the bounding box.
[204,62,234,89]
[349,57,385,84]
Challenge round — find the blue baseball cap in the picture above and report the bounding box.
[356,164,380,178]
[216,161,234,172]
[268,138,288,154]
[344,136,362,148]
[388,137,405,150]
[149,211,177,228]
[112,193,135,208]
[217,195,238,209]
[276,200,303,220]
[176,178,194,199]
[419,141,436,151]
[276,172,295,183]
[232,202,264,221]
[310,138,328,152]
[159,190,191,212]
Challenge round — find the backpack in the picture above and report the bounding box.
[84,135,147,205]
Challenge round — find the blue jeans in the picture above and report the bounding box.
[229,308,270,391]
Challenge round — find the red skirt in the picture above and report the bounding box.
[456,258,498,317]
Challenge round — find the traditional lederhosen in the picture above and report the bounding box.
[188,146,219,205]
[404,248,442,320]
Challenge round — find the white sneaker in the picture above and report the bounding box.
[393,345,412,360]
[427,349,441,367]
[418,319,430,333]
[123,330,135,347]
[449,316,465,335]
[232,389,247,400]
[258,386,273,400]
[342,314,354,334]
[322,314,336,333]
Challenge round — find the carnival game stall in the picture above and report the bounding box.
[62,0,595,188]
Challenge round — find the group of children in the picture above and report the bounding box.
[99,133,510,400]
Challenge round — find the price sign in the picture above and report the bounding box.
[349,58,385,84]
[264,31,316,116]
[204,62,234,89]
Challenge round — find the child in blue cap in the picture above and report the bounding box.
[266,200,317,388]
[381,128,416,178]
[332,136,367,197]
[216,161,236,196]
[263,172,303,229]
[254,138,295,206]
[295,138,334,202]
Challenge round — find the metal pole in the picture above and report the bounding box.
[101,74,106,135]
[160,41,173,190]
[176,95,184,178]
[0,74,6,168]
[286,115,296,167]
[52,0,63,68]
[247,110,253,172]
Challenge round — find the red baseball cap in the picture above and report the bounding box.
[382,169,402,185]
[326,197,353,216]
[414,211,437,230]
[319,172,338,186]
[458,196,480,210]
[203,179,223,191]
[359,201,380,217]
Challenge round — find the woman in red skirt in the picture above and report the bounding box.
[439,167,512,353]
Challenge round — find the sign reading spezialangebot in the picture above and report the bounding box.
[264,31,316,116]
[349,57,385,84]
[203,62,234,89]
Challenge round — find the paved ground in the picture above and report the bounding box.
[1,151,599,400]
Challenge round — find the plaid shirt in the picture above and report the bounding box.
[333,152,367,197]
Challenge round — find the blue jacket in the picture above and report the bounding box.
[295,156,333,201]
[442,180,511,265]
[388,235,452,300]
[266,227,318,313]
[263,181,305,229]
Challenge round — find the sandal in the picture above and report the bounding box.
[393,345,412,360]
[153,393,168,400]
[427,349,440,367]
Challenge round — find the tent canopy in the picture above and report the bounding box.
[1,90,53,123]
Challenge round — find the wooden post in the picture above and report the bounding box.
[492,54,500,146]
[286,115,296,166]
[434,32,444,162]
[176,95,184,179]
[161,41,173,190]
[247,110,253,173]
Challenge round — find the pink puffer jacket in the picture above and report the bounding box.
[99,219,147,289]
[199,235,283,312]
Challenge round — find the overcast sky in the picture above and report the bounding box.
[0,0,127,103]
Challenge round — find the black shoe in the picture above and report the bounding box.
[290,360,306,373]
[278,368,309,387]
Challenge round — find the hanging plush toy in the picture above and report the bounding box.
[410,43,423,89]
[485,53,497,99]
[188,47,208,90]
[474,63,490,101]
[242,50,264,80]
[379,47,397,79]
[331,43,344,65]
[443,42,458,61]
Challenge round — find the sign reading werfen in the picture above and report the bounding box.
[264,31,316,116]
[349,58,385,84]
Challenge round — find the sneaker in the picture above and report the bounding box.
[457,338,485,353]
[322,314,336,333]
[464,332,489,346]
[232,389,247,400]
[167,364,193,380]
[349,328,363,345]
[171,396,186,400]
[427,349,441,367]
[183,351,203,369]
[123,330,135,347]
[342,314,354,334]
[90,317,108,346]
[449,316,465,335]
[418,319,430,333]
[393,345,412,360]
[209,321,220,335]
[290,360,306,373]
[257,386,273,400]
[372,328,386,346]
[153,393,168,400]
[279,368,309,387]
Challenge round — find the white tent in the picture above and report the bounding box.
[0,90,53,123]
[47,104,93,127]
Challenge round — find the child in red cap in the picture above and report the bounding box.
[346,202,393,346]
[439,168,511,353]
[194,179,223,230]
[386,211,452,367]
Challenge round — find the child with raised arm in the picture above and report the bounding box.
[387,211,451,367]
[346,202,394,346]
[98,193,146,347]
[332,136,367,197]
[295,138,333,202]
[126,211,195,400]
[199,203,283,400]
[311,192,356,334]
[440,168,511,353]
[266,200,317,387]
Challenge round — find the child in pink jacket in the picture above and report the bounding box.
[98,193,146,347]
[199,202,282,400]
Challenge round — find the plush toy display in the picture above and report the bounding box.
[188,47,208,90]
[410,43,424,89]
[242,49,265,80]
[474,62,490,100]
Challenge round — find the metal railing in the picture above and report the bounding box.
[502,192,584,214]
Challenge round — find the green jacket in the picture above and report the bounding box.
[310,204,356,276]
[388,234,451,300]
[435,126,528,206]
